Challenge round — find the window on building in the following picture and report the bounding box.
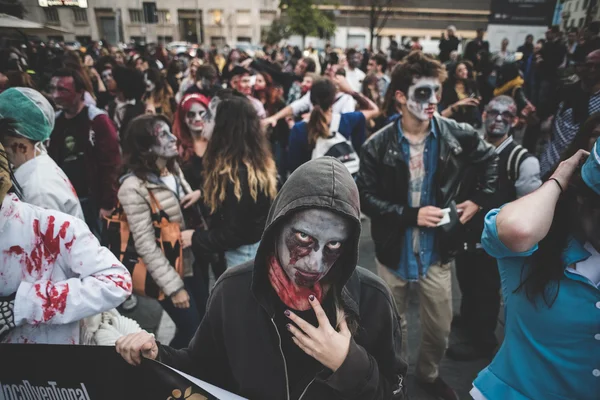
[237,36,251,43]
[130,36,145,45]
[158,35,173,43]
[575,1,579,11]
[210,9,223,25]
[580,17,585,27]
[75,36,92,45]
[129,9,144,23]
[571,19,576,27]
[260,10,276,24]
[211,36,226,47]
[157,10,171,24]
[44,8,60,23]
[72,8,88,22]
[584,0,589,9]
[236,10,251,26]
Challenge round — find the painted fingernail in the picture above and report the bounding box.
[284,310,291,317]
[286,323,291,330]
[309,294,315,301]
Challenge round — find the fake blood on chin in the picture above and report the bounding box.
[268,256,325,311]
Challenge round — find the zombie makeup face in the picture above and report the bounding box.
[144,73,156,93]
[185,102,207,136]
[276,209,352,288]
[406,77,440,121]
[151,120,178,159]
[49,76,82,111]
[0,143,12,204]
[484,97,517,138]
[101,68,113,86]
[201,96,221,141]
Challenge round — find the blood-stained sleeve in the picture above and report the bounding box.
[12,212,131,326]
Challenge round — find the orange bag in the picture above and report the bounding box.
[101,190,183,300]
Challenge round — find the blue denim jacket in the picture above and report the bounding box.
[395,118,439,281]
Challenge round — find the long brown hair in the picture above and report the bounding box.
[144,68,175,120]
[307,78,337,146]
[122,114,175,181]
[202,97,277,213]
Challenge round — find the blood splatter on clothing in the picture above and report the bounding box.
[34,282,69,322]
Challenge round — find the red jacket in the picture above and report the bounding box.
[49,105,121,210]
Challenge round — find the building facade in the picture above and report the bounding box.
[287,0,491,52]
[21,0,279,46]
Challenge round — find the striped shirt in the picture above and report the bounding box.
[540,90,600,176]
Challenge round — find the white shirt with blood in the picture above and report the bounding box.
[13,153,85,221]
[0,194,131,344]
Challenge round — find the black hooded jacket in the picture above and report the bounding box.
[157,157,408,400]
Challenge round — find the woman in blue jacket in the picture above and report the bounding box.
[472,146,600,400]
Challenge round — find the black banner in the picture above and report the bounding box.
[489,0,555,26]
[0,345,228,400]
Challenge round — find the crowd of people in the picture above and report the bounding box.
[0,21,599,400]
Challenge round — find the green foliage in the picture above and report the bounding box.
[262,18,292,45]
[280,0,337,40]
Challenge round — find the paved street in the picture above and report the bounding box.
[123,218,502,400]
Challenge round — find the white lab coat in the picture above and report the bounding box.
[0,194,131,344]
[14,152,84,220]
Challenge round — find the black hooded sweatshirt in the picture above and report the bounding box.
[157,157,408,400]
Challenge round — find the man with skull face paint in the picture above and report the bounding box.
[116,157,407,400]
[447,96,541,361]
[357,51,498,400]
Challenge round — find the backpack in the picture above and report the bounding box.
[311,113,360,175]
[101,189,183,300]
[507,144,530,182]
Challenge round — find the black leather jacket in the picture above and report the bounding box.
[356,115,499,267]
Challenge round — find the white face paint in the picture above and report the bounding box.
[185,102,207,136]
[201,96,221,141]
[151,121,178,159]
[406,77,440,121]
[144,73,156,93]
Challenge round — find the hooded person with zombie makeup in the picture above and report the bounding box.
[0,142,131,345]
[116,157,408,400]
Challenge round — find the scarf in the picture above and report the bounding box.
[494,76,525,97]
[267,255,327,311]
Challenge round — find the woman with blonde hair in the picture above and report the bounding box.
[143,68,176,120]
[181,94,277,269]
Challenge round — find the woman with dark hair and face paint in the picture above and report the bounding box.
[118,114,204,349]
[471,145,600,400]
[116,157,408,400]
[143,68,176,120]
[0,142,132,345]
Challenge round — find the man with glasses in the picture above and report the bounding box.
[447,95,541,361]
[540,49,600,176]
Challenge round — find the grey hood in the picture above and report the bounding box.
[251,157,362,313]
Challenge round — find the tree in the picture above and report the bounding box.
[263,17,292,46]
[280,0,337,48]
[0,0,26,19]
[361,0,394,50]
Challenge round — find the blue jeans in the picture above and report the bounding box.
[158,274,207,349]
[224,242,260,268]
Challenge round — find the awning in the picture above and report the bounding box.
[0,13,72,35]
[379,28,479,39]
